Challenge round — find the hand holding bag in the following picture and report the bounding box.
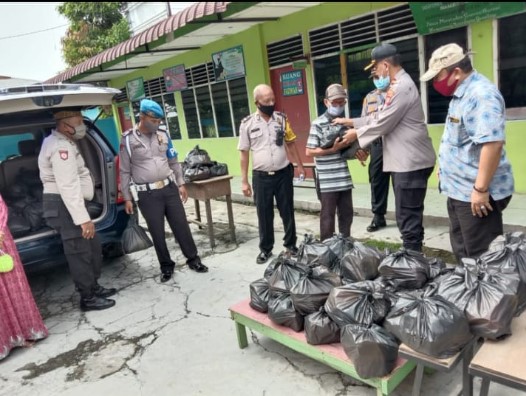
[122,212,153,254]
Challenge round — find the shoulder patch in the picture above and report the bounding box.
[58,149,69,161]
[241,114,253,124]
[385,87,396,106]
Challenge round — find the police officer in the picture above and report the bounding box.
[334,43,436,252]
[39,109,117,311]
[361,72,391,232]
[238,84,305,264]
[119,99,208,282]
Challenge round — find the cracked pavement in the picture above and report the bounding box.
[2,199,523,396]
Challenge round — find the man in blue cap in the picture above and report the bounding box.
[119,98,208,283]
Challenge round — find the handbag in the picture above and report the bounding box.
[0,249,14,273]
[121,212,153,254]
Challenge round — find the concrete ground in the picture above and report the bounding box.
[3,182,526,396]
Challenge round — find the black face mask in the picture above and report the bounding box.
[257,104,275,116]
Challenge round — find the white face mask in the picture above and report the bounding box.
[66,122,87,140]
[327,105,344,116]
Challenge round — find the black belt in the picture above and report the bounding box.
[253,165,289,176]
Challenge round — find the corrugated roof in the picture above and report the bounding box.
[46,2,230,84]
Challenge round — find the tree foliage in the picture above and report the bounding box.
[58,2,131,68]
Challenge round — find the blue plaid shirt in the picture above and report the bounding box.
[438,71,514,202]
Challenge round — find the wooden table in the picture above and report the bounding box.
[184,175,236,248]
[229,299,416,396]
[469,312,526,395]
[398,339,477,396]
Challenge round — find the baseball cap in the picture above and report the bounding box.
[140,98,164,119]
[53,108,82,120]
[420,43,471,82]
[364,43,398,71]
[325,84,347,101]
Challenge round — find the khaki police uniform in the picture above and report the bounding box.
[237,111,297,254]
[360,89,391,222]
[39,130,102,298]
[353,69,437,251]
[119,126,201,273]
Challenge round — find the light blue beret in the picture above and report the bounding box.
[140,99,164,119]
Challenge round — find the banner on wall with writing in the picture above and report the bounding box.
[163,64,188,92]
[281,70,304,97]
[409,2,526,35]
[211,45,246,81]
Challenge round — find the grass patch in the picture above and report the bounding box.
[359,238,458,265]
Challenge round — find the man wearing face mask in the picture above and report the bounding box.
[238,84,305,264]
[333,43,436,252]
[305,84,359,241]
[420,43,514,262]
[119,98,208,282]
[39,109,117,311]
[360,71,391,233]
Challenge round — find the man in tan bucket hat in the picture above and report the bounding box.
[420,43,514,262]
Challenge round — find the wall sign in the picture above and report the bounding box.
[163,64,188,92]
[126,77,145,101]
[211,45,246,81]
[281,70,304,97]
[409,2,526,35]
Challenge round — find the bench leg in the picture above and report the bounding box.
[412,364,425,396]
[226,194,236,244]
[205,199,215,248]
[194,199,202,229]
[461,342,474,396]
[235,321,248,349]
[479,378,490,396]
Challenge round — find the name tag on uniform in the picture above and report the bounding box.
[448,116,460,123]
[250,128,260,132]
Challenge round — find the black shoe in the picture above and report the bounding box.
[188,261,208,273]
[256,251,272,264]
[93,284,117,298]
[285,246,299,257]
[160,269,174,282]
[367,218,387,232]
[80,296,116,312]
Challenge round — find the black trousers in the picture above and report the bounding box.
[447,195,512,263]
[138,183,199,272]
[319,189,353,241]
[252,164,297,253]
[368,139,390,218]
[391,167,434,252]
[43,194,102,298]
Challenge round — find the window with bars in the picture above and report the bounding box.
[130,92,181,140]
[498,12,526,119]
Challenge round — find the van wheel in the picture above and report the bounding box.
[102,242,125,258]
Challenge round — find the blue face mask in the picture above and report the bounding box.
[373,75,390,91]
[327,105,344,117]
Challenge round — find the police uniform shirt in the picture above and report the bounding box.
[237,111,296,172]
[119,127,185,201]
[353,69,436,173]
[39,130,93,225]
[361,89,385,119]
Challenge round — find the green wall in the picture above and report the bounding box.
[108,2,526,192]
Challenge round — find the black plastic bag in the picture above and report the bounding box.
[267,291,304,332]
[122,212,153,254]
[8,211,31,238]
[268,258,309,295]
[378,248,430,290]
[23,201,44,231]
[304,306,340,345]
[320,123,347,149]
[297,234,339,269]
[324,280,391,327]
[290,267,341,315]
[340,241,385,282]
[209,162,229,177]
[340,323,399,379]
[184,165,211,183]
[323,234,355,260]
[264,253,286,279]
[340,140,361,160]
[249,278,270,313]
[383,287,473,358]
[184,145,213,168]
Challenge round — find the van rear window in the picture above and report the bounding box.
[0,133,34,161]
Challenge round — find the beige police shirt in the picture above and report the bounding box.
[119,127,185,201]
[237,111,296,172]
[353,69,436,173]
[38,130,93,225]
